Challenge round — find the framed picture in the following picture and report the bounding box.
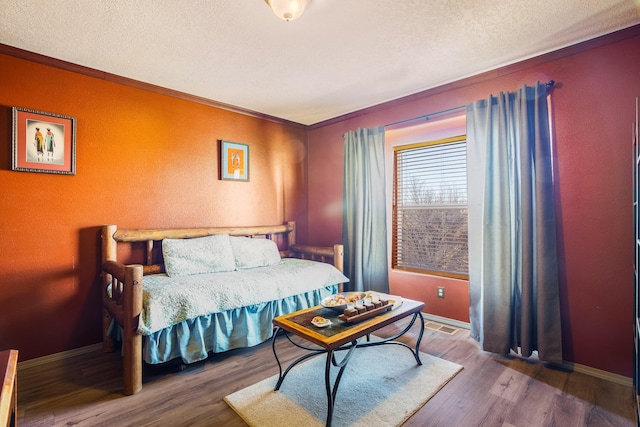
[12,107,76,175]
[220,140,249,181]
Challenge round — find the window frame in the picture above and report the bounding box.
[392,134,469,280]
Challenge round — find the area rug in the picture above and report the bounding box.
[224,342,463,427]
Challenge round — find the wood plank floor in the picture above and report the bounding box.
[17,319,637,426]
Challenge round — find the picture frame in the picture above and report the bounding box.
[12,107,76,175]
[220,140,249,181]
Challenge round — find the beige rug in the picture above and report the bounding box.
[224,341,463,427]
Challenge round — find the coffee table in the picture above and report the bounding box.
[271,295,425,427]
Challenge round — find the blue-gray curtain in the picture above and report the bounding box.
[342,126,390,293]
[466,82,562,363]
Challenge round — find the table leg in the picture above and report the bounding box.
[325,350,334,427]
[414,312,425,364]
[272,327,325,390]
[356,312,425,365]
[272,327,284,388]
[324,340,358,427]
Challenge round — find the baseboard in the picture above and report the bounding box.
[421,313,632,387]
[17,343,102,371]
[550,360,633,387]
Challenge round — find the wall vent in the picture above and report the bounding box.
[425,321,458,335]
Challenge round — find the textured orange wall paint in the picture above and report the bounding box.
[0,54,308,361]
[307,34,640,378]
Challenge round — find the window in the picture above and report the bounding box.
[392,135,468,279]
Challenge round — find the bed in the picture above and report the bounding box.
[101,221,347,395]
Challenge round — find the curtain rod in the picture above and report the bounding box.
[384,80,555,128]
[384,105,465,128]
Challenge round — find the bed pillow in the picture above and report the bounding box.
[229,236,282,269]
[162,234,236,277]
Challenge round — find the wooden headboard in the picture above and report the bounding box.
[101,220,344,275]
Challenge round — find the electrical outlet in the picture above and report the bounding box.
[437,286,445,298]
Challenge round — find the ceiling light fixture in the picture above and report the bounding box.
[265,0,310,21]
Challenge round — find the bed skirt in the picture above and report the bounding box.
[110,284,338,364]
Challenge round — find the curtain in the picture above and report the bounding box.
[342,126,390,293]
[466,82,562,363]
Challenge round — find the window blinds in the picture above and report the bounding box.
[393,136,468,278]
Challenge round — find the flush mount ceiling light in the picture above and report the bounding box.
[265,0,310,21]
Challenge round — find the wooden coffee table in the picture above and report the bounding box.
[271,296,425,427]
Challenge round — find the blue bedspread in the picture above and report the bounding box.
[139,258,348,335]
[143,285,337,364]
[108,258,348,364]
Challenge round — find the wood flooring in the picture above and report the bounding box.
[16,318,637,426]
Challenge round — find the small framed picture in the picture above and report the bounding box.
[220,140,249,181]
[12,107,76,175]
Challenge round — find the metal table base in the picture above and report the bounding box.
[271,311,424,427]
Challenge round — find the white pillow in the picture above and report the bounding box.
[229,236,282,269]
[162,234,236,277]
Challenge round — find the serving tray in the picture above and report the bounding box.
[338,304,393,323]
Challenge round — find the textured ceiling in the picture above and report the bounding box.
[1,0,639,125]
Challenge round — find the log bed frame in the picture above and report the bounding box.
[101,221,344,395]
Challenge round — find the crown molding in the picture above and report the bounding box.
[3,22,639,131]
[308,23,640,130]
[0,43,306,130]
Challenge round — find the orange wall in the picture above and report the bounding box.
[0,54,309,361]
[307,32,640,377]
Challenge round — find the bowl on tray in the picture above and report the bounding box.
[321,292,367,312]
